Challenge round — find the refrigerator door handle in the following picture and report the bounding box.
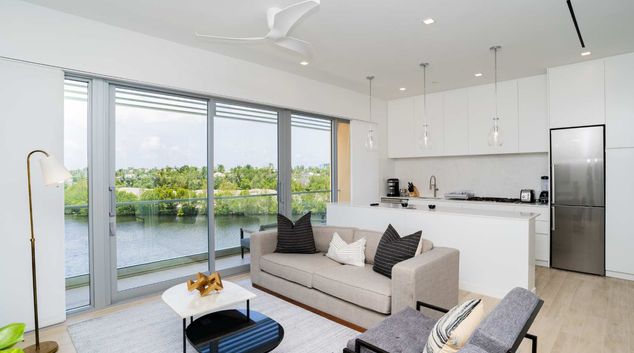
[551,207,555,231]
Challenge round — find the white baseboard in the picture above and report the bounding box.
[535,260,549,267]
[606,270,634,281]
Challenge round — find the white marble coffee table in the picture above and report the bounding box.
[162,280,256,352]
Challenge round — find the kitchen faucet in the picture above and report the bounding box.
[429,175,439,198]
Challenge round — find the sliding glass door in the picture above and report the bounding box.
[290,114,333,223]
[110,86,210,294]
[63,76,347,308]
[63,79,91,310]
[213,102,278,270]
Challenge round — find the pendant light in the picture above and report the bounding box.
[418,63,431,149]
[365,75,377,151]
[488,45,503,147]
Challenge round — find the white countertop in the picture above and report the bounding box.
[383,196,549,209]
[330,202,539,221]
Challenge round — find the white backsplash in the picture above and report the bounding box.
[392,153,549,198]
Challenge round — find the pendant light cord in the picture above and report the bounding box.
[367,76,374,124]
[491,46,501,118]
[420,63,429,118]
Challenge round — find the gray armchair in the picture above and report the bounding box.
[344,287,543,353]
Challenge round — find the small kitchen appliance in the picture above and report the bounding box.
[539,176,549,204]
[387,178,400,197]
[520,189,535,203]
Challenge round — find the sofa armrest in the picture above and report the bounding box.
[391,247,459,319]
[249,229,278,285]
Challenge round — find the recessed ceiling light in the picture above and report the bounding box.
[300,60,309,66]
[422,18,435,25]
[474,73,483,77]
[399,87,407,91]
[581,51,592,56]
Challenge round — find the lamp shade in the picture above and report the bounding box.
[39,154,72,186]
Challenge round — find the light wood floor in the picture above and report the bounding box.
[17,268,634,353]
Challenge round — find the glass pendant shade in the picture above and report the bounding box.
[418,123,431,149]
[365,127,377,151]
[487,117,503,147]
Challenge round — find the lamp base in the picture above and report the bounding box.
[23,341,59,353]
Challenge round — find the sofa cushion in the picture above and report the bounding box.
[373,224,422,278]
[352,229,383,264]
[468,287,541,353]
[260,253,341,288]
[275,212,317,254]
[313,264,392,314]
[313,226,356,252]
[346,307,437,353]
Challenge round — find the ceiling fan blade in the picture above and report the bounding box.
[195,32,267,42]
[269,0,319,37]
[273,37,312,57]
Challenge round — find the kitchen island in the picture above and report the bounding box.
[326,202,538,298]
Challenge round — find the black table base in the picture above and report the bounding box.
[181,301,284,353]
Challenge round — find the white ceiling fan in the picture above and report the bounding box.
[195,0,320,58]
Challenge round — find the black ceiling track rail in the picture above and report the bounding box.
[566,0,586,48]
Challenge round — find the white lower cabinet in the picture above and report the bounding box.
[606,148,634,278]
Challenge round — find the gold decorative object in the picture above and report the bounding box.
[187,272,224,296]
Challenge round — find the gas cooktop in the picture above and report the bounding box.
[467,197,522,203]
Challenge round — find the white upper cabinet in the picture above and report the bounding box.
[468,80,519,155]
[414,92,444,156]
[387,97,416,158]
[518,75,548,153]
[548,60,605,128]
[443,88,470,155]
[605,53,634,148]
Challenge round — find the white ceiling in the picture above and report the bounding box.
[22,0,634,99]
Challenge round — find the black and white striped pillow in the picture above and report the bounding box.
[275,212,317,254]
[372,224,422,278]
[423,299,482,353]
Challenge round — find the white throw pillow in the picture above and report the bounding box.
[326,232,366,267]
[423,299,484,353]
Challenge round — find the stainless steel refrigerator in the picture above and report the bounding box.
[550,125,605,276]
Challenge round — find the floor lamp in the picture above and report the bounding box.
[24,150,71,353]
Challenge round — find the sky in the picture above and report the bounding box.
[64,99,331,171]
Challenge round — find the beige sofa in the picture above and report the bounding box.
[250,225,460,329]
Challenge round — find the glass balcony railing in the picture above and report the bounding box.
[64,191,329,290]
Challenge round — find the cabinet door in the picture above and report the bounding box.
[468,81,518,155]
[548,60,605,128]
[414,92,444,156]
[518,75,548,153]
[443,88,469,155]
[605,53,634,148]
[387,97,416,158]
[606,148,634,276]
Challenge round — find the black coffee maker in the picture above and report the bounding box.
[539,176,549,204]
[387,178,400,197]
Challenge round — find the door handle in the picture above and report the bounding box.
[109,186,116,217]
[551,207,555,231]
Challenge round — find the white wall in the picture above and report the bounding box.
[393,153,548,198]
[0,59,66,330]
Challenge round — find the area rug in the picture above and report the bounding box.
[67,281,358,353]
